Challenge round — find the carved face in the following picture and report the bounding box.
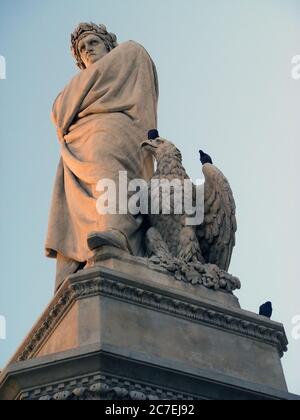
[78,34,108,68]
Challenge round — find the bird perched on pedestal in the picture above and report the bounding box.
[259,302,273,319]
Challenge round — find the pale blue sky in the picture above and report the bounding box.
[0,0,300,395]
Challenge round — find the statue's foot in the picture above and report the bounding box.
[87,230,132,255]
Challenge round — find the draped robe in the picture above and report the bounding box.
[45,41,159,264]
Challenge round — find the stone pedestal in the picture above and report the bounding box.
[0,248,298,400]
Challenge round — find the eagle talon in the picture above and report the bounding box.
[148,255,161,265]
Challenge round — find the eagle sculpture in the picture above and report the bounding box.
[141,131,240,292]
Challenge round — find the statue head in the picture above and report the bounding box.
[71,22,118,70]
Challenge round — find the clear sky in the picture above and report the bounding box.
[0,0,300,395]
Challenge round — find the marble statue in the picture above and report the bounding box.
[45,23,159,291]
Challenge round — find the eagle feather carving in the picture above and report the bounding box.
[141,134,240,292]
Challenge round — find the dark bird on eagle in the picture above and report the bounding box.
[141,131,237,272]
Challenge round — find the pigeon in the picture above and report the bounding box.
[259,302,273,319]
[148,129,159,140]
[199,150,213,165]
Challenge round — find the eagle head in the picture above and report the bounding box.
[141,137,182,163]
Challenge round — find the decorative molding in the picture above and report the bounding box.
[17,289,76,362]
[18,373,198,401]
[146,257,241,293]
[71,276,288,357]
[17,273,288,362]
[92,249,241,292]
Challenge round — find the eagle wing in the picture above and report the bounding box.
[196,163,237,271]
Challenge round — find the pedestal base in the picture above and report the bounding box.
[0,250,298,400]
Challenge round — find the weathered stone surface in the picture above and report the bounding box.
[0,345,299,401]
[89,247,240,309]
[0,254,294,400]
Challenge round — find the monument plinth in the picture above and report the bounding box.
[0,249,297,400]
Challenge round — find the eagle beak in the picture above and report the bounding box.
[141,140,158,150]
[141,140,150,149]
